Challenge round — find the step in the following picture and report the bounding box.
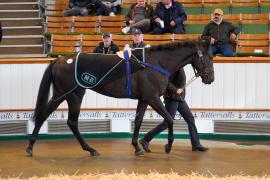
[0,46,44,54]
[0,54,48,58]
[0,2,38,5]
[0,11,39,18]
[1,35,44,45]
[0,3,38,10]
[2,28,43,35]
[0,9,39,12]
[2,26,42,29]
[0,18,42,26]
[3,35,43,38]
[0,0,37,2]
[0,44,43,48]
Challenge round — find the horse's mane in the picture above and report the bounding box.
[146,40,206,52]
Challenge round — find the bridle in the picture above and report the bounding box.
[186,43,212,88]
[191,44,212,77]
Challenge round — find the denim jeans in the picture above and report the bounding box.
[211,43,234,57]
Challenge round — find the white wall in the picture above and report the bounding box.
[0,63,270,110]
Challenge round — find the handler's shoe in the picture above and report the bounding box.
[139,138,151,152]
[192,144,208,152]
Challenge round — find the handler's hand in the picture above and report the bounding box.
[176,88,183,94]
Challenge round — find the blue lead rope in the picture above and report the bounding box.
[139,61,171,77]
[124,50,132,97]
[124,50,172,98]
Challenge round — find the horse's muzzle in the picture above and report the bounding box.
[201,70,215,84]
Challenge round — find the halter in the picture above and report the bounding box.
[191,44,211,78]
[187,44,210,88]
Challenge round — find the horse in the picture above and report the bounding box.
[26,40,214,157]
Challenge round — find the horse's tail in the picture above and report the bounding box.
[32,60,56,124]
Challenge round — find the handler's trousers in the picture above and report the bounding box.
[143,99,200,146]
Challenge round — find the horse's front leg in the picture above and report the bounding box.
[149,98,174,154]
[132,99,148,156]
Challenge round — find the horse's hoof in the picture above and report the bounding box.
[26,147,33,157]
[165,144,172,154]
[139,139,151,153]
[135,149,144,156]
[90,150,100,156]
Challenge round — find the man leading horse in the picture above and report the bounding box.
[26,40,214,157]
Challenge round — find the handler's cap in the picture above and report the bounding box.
[102,32,112,38]
[131,28,142,35]
[213,8,223,15]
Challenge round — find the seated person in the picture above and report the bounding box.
[152,0,187,34]
[122,0,154,34]
[96,0,121,16]
[93,32,119,54]
[64,0,93,16]
[129,28,150,62]
[64,0,116,17]
[129,28,146,48]
[201,9,240,57]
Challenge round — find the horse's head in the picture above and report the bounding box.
[191,40,215,84]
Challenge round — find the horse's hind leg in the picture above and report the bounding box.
[66,93,99,156]
[149,98,174,154]
[26,98,63,157]
[132,99,148,156]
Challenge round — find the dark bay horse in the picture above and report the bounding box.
[26,40,214,157]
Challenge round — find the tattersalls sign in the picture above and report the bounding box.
[0,110,270,121]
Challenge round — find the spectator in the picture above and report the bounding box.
[0,21,2,43]
[129,28,147,48]
[96,0,121,16]
[64,0,116,17]
[93,32,119,54]
[64,0,93,16]
[140,68,208,153]
[152,0,187,34]
[122,0,154,34]
[201,8,240,57]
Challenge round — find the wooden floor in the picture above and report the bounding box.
[0,139,270,178]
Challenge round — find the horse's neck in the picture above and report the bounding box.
[147,48,194,73]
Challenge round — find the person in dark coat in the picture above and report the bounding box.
[64,0,116,17]
[64,0,93,16]
[152,0,187,34]
[96,0,121,16]
[201,8,239,57]
[93,32,119,54]
[140,68,209,152]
